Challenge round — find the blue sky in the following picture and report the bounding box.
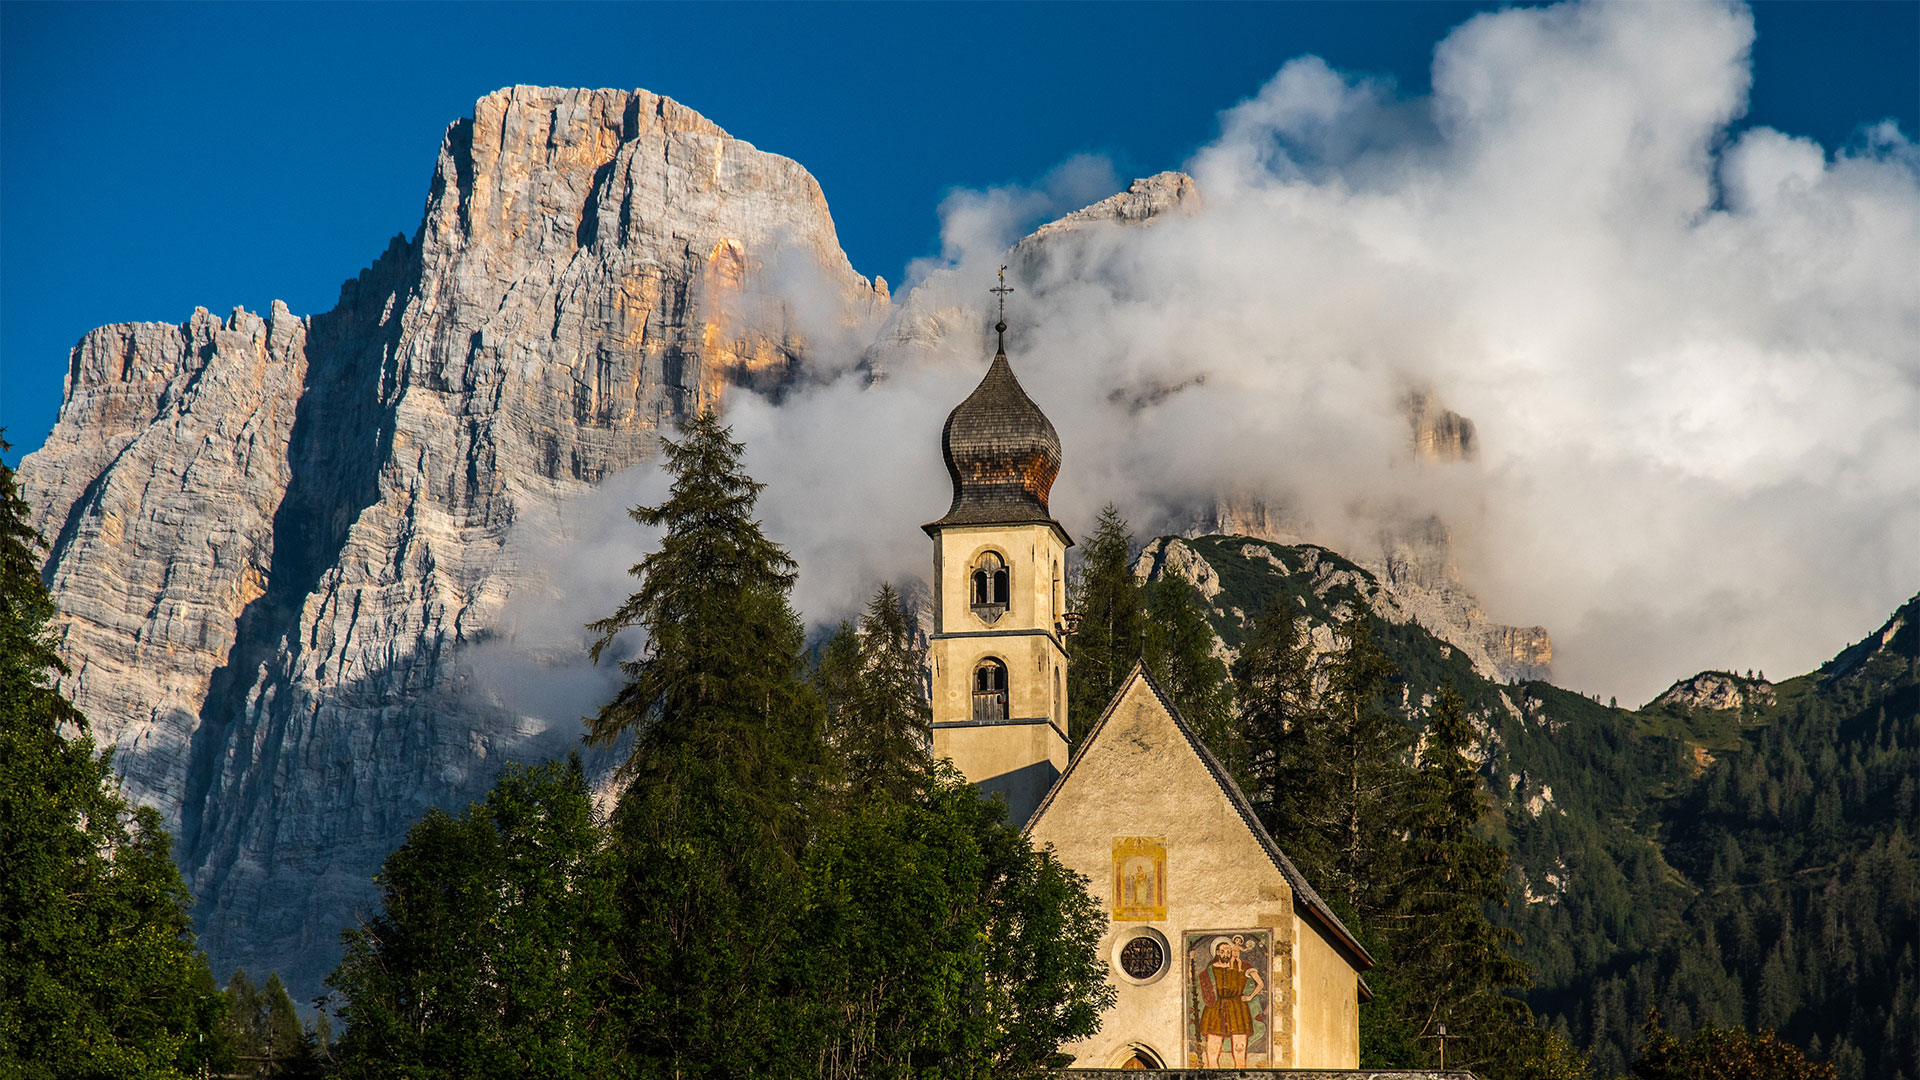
[1,0,1914,464]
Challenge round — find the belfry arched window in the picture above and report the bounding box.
[970,552,1010,622]
[973,658,1008,722]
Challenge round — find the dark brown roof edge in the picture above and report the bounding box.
[920,512,1074,545]
[1026,662,1375,971]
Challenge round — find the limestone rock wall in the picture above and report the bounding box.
[18,86,883,997]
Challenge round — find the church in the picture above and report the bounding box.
[922,314,1372,1070]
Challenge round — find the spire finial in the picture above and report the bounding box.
[990,265,1013,352]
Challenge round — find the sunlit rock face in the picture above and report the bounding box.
[18,85,884,997]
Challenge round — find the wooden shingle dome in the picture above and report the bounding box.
[924,338,1065,535]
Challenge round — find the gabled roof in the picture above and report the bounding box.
[1027,662,1374,971]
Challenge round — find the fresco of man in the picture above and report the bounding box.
[1194,935,1264,1066]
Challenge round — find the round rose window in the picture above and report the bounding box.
[1119,933,1167,980]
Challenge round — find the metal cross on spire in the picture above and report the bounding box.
[991,265,1014,350]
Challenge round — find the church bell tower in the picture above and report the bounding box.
[924,292,1071,827]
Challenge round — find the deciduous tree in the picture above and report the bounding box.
[801,765,1113,1080]
[326,757,617,1080]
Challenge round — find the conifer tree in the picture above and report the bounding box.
[816,582,933,802]
[1232,600,1337,883]
[1632,1009,1835,1080]
[1395,684,1533,1073]
[1319,607,1413,916]
[0,442,214,1079]
[1143,567,1232,755]
[1065,505,1144,746]
[586,411,823,837]
[218,970,308,1077]
[585,411,825,1075]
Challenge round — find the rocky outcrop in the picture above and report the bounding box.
[865,171,1198,375]
[1136,532,1551,685]
[1404,389,1477,463]
[1179,495,1308,546]
[1170,503,1552,682]
[22,304,314,826]
[1031,171,1199,235]
[1371,516,1552,683]
[19,86,883,997]
[1653,671,1776,712]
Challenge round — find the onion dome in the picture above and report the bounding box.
[924,334,1068,537]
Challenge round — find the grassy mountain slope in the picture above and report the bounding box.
[1140,535,1918,1078]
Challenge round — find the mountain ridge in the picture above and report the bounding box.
[20,85,884,996]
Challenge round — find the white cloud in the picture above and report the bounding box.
[493,0,1919,710]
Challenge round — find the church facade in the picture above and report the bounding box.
[923,324,1371,1070]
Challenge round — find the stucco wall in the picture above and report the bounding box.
[1294,913,1361,1067]
[930,523,1068,636]
[1027,676,1305,1069]
[929,522,1070,825]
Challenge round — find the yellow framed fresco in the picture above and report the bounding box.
[1111,836,1167,921]
[1183,929,1273,1068]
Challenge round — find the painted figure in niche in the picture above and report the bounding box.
[1123,858,1154,909]
[1186,931,1269,1067]
[1111,837,1167,920]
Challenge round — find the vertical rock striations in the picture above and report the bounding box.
[19,86,884,996]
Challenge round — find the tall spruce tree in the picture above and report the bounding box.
[1318,607,1413,917]
[816,582,933,801]
[1065,505,1144,746]
[1231,599,1336,879]
[585,411,823,834]
[1393,684,1535,1074]
[1143,565,1233,758]
[0,443,215,1080]
[586,412,825,1075]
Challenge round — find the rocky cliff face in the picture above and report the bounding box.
[1136,533,1550,685]
[20,86,883,997]
[22,97,1545,997]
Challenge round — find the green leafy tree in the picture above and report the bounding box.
[326,757,618,1079]
[218,969,307,1076]
[587,411,826,1075]
[816,582,933,801]
[801,764,1114,1080]
[1066,505,1145,746]
[0,442,214,1080]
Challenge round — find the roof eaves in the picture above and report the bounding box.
[1023,661,1374,972]
[1130,666,1376,972]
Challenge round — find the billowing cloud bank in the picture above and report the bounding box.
[512,0,1920,708]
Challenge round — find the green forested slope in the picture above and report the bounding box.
[1144,535,1918,1079]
